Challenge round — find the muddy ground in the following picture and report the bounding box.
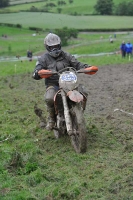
[33,63,133,136]
[83,63,133,117]
[81,63,133,145]
[1,62,133,200]
[3,63,133,144]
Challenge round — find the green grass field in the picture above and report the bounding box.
[0,26,133,71]
[1,12,133,30]
[10,0,44,5]
[6,0,128,14]
[1,0,133,31]
[0,26,46,56]
[1,54,133,78]
[0,26,133,69]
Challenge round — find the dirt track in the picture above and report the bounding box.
[80,63,133,117]
[34,63,133,135]
[2,62,133,150]
[78,63,133,142]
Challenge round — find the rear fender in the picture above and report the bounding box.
[67,90,83,103]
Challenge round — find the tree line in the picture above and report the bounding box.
[0,0,9,8]
[94,0,133,16]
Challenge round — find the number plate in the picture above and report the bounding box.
[60,73,77,82]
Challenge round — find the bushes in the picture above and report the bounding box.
[28,5,49,12]
[0,0,9,8]
[29,27,43,31]
[0,23,22,28]
[115,1,133,16]
[94,0,114,15]
[54,27,78,46]
[58,1,66,6]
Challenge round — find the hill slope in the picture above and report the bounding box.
[2,0,128,15]
[1,12,133,30]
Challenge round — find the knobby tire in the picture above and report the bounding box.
[70,103,87,153]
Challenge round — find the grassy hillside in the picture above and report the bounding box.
[1,12,133,30]
[1,0,133,30]
[10,0,44,5]
[7,0,128,15]
[1,26,133,64]
[1,26,133,59]
[5,0,97,14]
[0,26,45,56]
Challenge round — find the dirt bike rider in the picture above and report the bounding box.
[33,33,90,130]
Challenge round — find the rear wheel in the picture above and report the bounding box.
[70,103,87,153]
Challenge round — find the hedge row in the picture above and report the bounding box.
[0,23,22,28]
[78,28,133,32]
[29,27,43,31]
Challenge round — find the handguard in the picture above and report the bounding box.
[84,66,98,75]
[38,69,53,78]
[78,66,98,75]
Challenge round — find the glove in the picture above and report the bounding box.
[38,69,53,78]
[84,66,98,75]
[32,70,41,80]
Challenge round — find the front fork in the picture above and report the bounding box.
[61,90,73,135]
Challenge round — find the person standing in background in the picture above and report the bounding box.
[120,41,126,58]
[27,50,33,61]
[125,41,132,59]
[109,35,113,43]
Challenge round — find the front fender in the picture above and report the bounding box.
[67,90,83,103]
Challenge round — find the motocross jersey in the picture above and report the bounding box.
[33,50,88,87]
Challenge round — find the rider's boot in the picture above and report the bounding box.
[46,107,55,130]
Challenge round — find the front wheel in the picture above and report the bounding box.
[70,103,87,153]
[53,114,67,139]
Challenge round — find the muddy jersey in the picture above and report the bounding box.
[33,50,88,87]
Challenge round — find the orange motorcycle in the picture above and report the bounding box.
[38,66,98,153]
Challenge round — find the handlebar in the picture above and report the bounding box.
[38,66,98,78]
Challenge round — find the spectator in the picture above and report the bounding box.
[109,35,113,43]
[125,41,132,58]
[120,41,126,58]
[27,50,33,61]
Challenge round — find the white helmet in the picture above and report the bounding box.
[44,33,61,57]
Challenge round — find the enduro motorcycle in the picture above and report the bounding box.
[38,66,98,153]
